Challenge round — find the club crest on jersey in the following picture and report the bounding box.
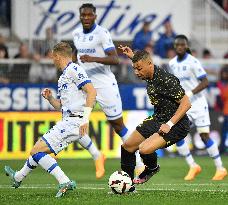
[89,36,93,41]
[62,83,68,89]
[78,73,85,79]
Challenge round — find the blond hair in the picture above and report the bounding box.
[53,42,72,57]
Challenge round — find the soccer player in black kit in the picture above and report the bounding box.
[118,45,191,189]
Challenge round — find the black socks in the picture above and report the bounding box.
[121,145,136,180]
[140,152,158,170]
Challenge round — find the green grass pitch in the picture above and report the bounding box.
[0,157,228,205]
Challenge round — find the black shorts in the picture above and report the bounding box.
[136,116,190,148]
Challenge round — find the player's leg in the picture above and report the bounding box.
[30,138,76,198]
[134,117,190,184]
[96,85,144,174]
[5,121,77,197]
[78,134,105,179]
[108,117,145,175]
[175,111,201,180]
[33,119,81,197]
[132,133,165,184]
[196,108,227,180]
[121,130,145,180]
[199,129,227,180]
[176,139,201,180]
[5,139,75,193]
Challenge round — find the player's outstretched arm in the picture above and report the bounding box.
[171,95,191,124]
[41,88,61,111]
[187,77,209,97]
[118,45,134,59]
[159,95,191,134]
[79,83,97,136]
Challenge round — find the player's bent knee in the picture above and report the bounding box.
[139,144,155,155]
[30,148,39,156]
[122,142,137,153]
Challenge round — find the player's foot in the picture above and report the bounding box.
[184,164,202,181]
[4,166,21,188]
[135,165,145,177]
[95,153,105,179]
[133,165,160,185]
[56,180,76,198]
[212,168,227,180]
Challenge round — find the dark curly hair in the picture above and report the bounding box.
[132,50,150,63]
[79,3,96,13]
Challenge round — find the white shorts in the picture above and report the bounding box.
[187,103,211,129]
[42,116,83,155]
[96,83,123,120]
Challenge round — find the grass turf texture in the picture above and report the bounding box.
[0,157,228,205]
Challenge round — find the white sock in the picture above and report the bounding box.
[14,156,38,182]
[176,140,197,168]
[118,127,144,168]
[33,152,70,184]
[135,150,144,168]
[205,139,224,170]
[78,135,100,160]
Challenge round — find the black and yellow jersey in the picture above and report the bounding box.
[145,65,187,123]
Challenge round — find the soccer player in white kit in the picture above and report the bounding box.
[169,35,227,180]
[72,3,145,179]
[4,42,97,197]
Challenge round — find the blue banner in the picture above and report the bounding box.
[0,83,220,111]
[0,84,57,111]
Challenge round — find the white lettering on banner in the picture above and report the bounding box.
[27,88,41,110]
[133,88,153,109]
[12,88,27,110]
[0,88,11,110]
[12,0,191,40]
[0,87,57,111]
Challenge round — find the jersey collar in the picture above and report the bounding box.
[177,53,188,63]
[83,24,97,34]
[62,62,73,73]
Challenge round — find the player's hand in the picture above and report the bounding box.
[80,55,94,63]
[118,45,134,59]
[158,123,171,135]
[79,122,89,136]
[41,88,53,101]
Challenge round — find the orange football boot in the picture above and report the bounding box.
[184,164,202,181]
[212,168,227,180]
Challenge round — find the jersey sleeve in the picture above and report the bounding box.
[69,65,91,89]
[191,58,207,80]
[101,29,115,52]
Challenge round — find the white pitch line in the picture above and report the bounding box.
[83,183,228,186]
[0,185,228,193]
[1,183,228,187]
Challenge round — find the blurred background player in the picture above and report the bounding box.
[169,35,227,180]
[72,3,145,178]
[118,45,191,186]
[4,42,97,197]
[132,20,153,51]
[216,66,228,153]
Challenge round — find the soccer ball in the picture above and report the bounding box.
[108,171,133,194]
